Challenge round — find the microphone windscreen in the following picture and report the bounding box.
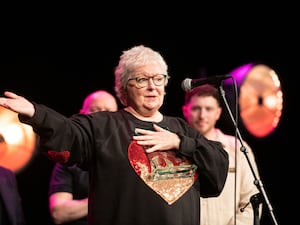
[181,78,192,92]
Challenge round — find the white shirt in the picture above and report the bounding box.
[200,128,262,225]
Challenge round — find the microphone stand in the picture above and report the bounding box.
[218,83,279,225]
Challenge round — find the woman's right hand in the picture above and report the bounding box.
[0,91,35,117]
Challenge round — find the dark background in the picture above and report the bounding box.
[1,7,292,225]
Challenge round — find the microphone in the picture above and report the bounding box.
[181,75,231,92]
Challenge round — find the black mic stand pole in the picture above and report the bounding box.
[218,83,279,225]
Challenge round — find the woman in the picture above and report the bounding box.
[0,45,229,225]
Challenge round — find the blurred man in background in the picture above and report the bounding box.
[182,84,261,225]
[48,90,118,225]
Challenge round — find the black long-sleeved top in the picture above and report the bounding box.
[20,105,229,225]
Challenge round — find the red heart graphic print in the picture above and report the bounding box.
[128,140,198,205]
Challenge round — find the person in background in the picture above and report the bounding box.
[0,45,229,225]
[182,84,262,225]
[0,165,26,225]
[48,90,118,225]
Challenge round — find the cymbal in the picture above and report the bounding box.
[230,63,283,138]
[0,106,36,173]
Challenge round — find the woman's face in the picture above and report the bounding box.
[125,64,167,115]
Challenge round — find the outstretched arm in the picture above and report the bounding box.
[0,91,35,117]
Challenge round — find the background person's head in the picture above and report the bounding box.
[182,84,222,137]
[80,90,118,114]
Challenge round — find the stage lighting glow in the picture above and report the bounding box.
[0,106,36,172]
[229,64,283,138]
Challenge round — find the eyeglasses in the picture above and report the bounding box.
[127,74,169,89]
